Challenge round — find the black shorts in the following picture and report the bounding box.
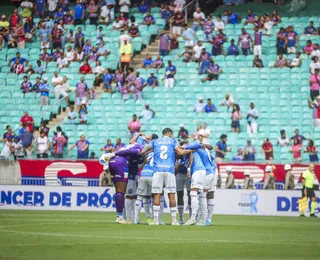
[208,73,218,81]
[302,187,316,199]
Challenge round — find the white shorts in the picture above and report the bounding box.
[185,40,194,47]
[165,78,174,88]
[137,176,152,196]
[176,173,190,191]
[152,172,176,194]
[54,89,68,99]
[76,97,86,105]
[253,45,262,56]
[126,175,138,196]
[247,122,258,134]
[172,26,182,35]
[41,42,50,49]
[205,169,219,192]
[191,170,206,191]
[287,46,296,54]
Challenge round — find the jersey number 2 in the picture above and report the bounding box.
[160,145,168,159]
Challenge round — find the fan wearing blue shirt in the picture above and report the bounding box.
[304,21,317,35]
[204,99,217,113]
[146,73,158,88]
[226,39,239,56]
[228,9,240,25]
[142,54,154,69]
[138,0,149,14]
[9,52,27,66]
[39,77,50,106]
[74,0,85,25]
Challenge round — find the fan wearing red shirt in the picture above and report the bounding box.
[79,60,92,74]
[261,138,273,160]
[20,110,34,132]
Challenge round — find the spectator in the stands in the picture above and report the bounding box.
[79,59,92,74]
[285,26,298,54]
[304,40,314,55]
[39,121,49,137]
[253,26,271,56]
[277,129,290,146]
[287,52,302,68]
[51,131,66,158]
[128,23,139,37]
[226,39,239,56]
[170,34,179,50]
[192,7,204,32]
[164,60,176,88]
[79,101,88,124]
[138,0,149,13]
[174,0,186,11]
[237,28,252,56]
[198,122,211,144]
[172,9,184,36]
[68,106,77,124]
[273,53,287,68]
[75,27,85,49]
[99,3,111,25]
[51,22,62,49]
[271,9,282,24]
[290,129,308,145]
[244,9,257,25]
[39,48,50,64]
[115,138,125,151]
[220,93,235,108]
[264,15,275,32]
[9,52,27,66]
[310,56,320,74]
[142,11,155,25]
[82,39,92,58]
[177,124,189,141]
[308,95,320,127]
[39,77,50,107]
[88,0,98,25]
[276,27,287,55]
[231,104,241,133]
[201,60,222,82]
[1,125,14,142]
[113,17,126,30]
[232,148,244,161]
[154,55,163,71]
[26,64,35,75]
[75,77,88,105]
[193,41,204,63]
[69,135,90,159]
[309,69,320,101]
[204,98,217,113]
[133,72,145,100]
[12,22,25,50]
[203,15,214,41]
[146,72,158,88]
[290,138,302,162]
[128,114,141,138]
[21,126,34,149]
[304,140,319,162]
[214,15,224,31]
[246,102,259,134]
[97,40,111,59]
[119,0,130,18]
[0,15,9,51]
[261,138,273,161]
[179,46,193,62]
[304,21,317,35]
[11,59,24,74]
[211,29,225,56]
[252,55,264,68]
[74,0,85,25]
[103,68,113,93]
[119,39,132,72]
[311,44,320,60]
[198,48,211,73]
[139,104,155,121]
[244,139,256,161]
[227,9,240,25]
[182,23,196,48]
[161,4,172,22]
[9,8,21,29]
[225,167,234,189]
[96,26,105,45]
[24,17,35,43]
[63,10,75,25]
[142,54,154,69]
[33,60,45,75]
[0,138,13,160]
[20,75,32,94]
[100,139,115,153]
[194,96,206,113]
[20,110,34,132]
[119,29,132,45]
[12,136,24,160]
[119,12,128,29]
[215,134,230,163]
[36,130,50,159]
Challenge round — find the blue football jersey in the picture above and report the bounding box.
[150,136,179,174]
[197,148,217,175]
[136,136,148,146]
[140,152,154,177]
[190,151,206,174]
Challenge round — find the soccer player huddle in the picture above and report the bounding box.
[99,127,218,226]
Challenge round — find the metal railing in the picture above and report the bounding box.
[169,0,198,35]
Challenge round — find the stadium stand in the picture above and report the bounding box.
[0,0,319,165]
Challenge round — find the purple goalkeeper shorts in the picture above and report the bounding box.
[109,159,127,183]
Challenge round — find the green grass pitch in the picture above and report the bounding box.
[0,210,319,260]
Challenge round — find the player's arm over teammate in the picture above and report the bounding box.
[141,144,153,155]
[186,152,194,179]
[130,132,144,144]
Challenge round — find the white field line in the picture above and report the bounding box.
[0,229,307,246]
